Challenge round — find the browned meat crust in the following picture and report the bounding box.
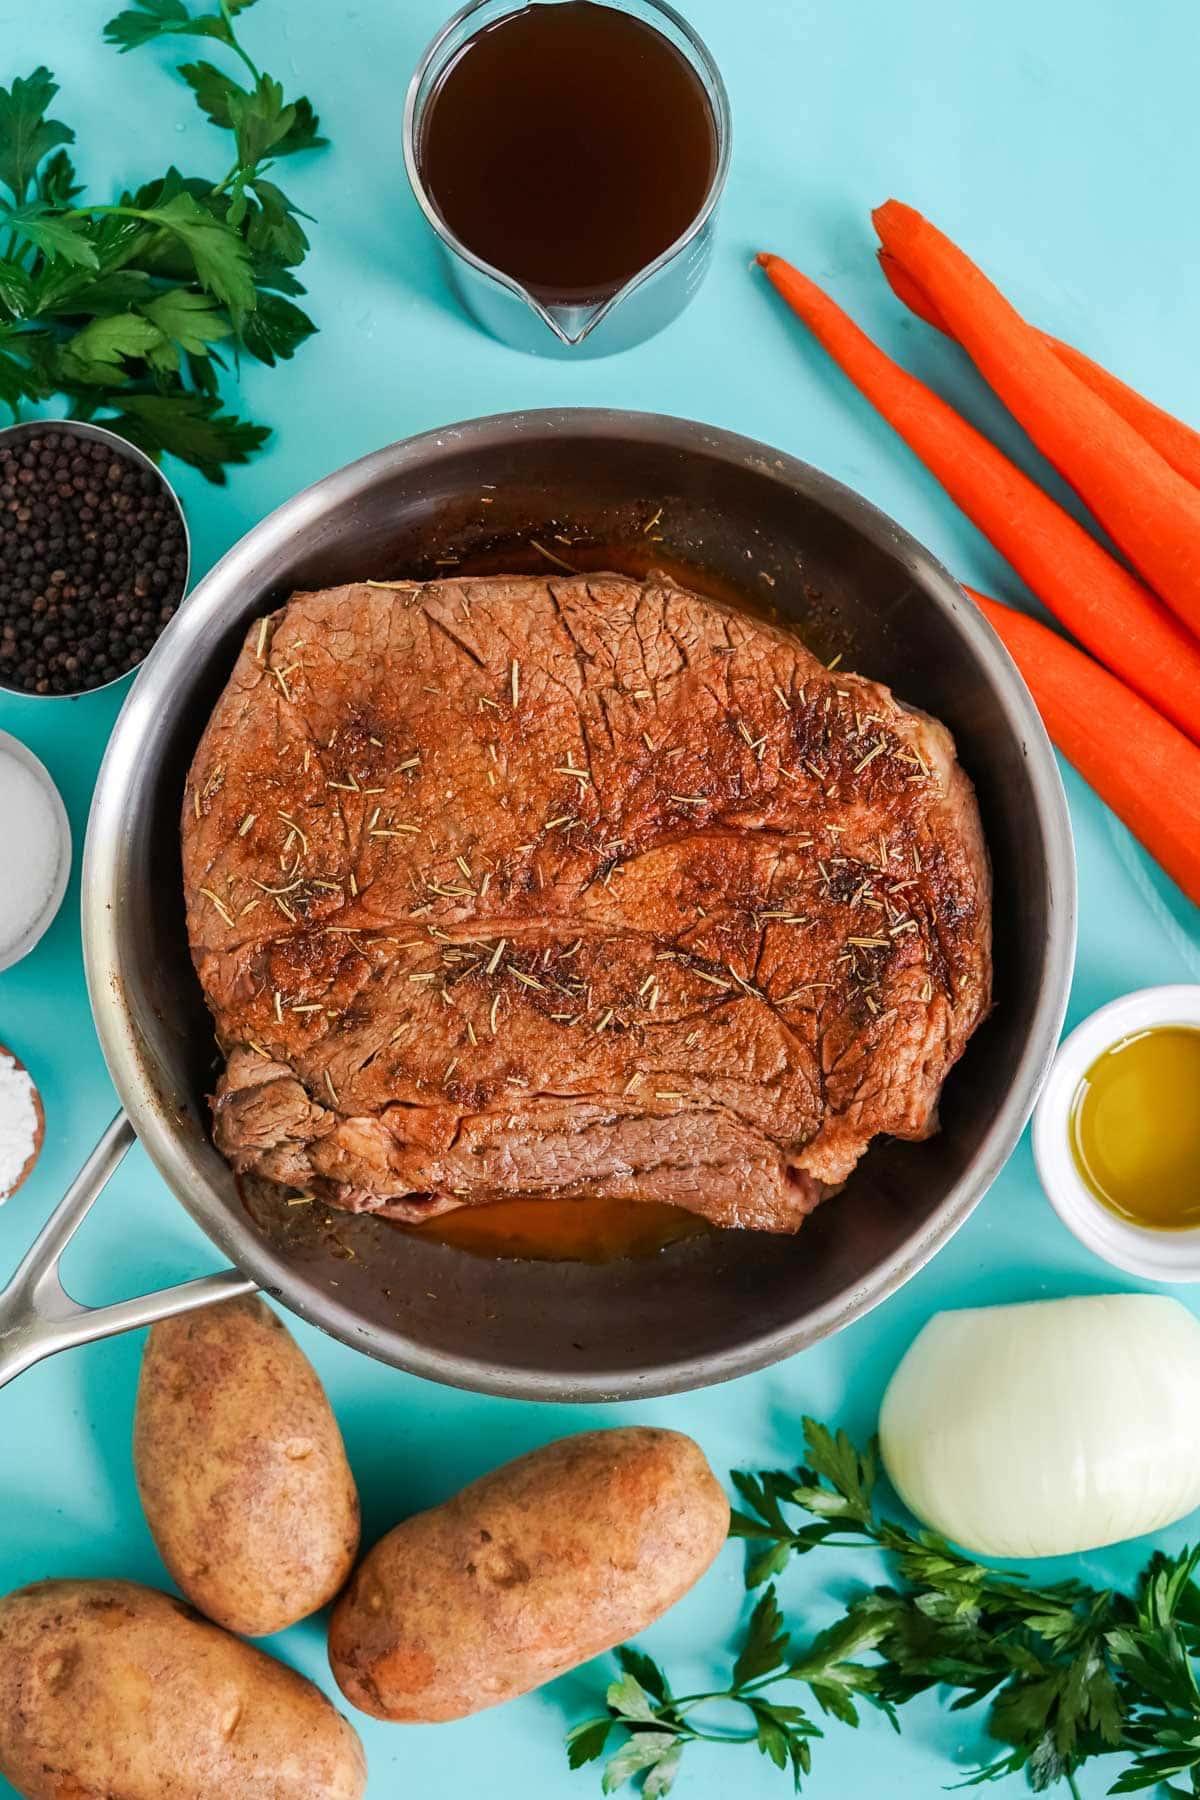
[182,575,991,1233]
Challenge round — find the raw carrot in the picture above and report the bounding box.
[873,201,1200,638]
[877,250,1200,491]
[755,253,1200,745]
[877,248,945,332]
[967,588,1200,908]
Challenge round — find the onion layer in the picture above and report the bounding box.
[879,1294,1200,1558]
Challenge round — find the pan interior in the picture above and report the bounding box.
[88,416,1065,1396]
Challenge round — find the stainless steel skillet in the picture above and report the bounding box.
[0,410,1076,1400]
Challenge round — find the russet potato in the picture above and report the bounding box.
[134,1296,360,1636]
[329,1426,729,1722]
[0,1579,366,1800]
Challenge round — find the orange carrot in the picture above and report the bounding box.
[967,588,1200,907]
[755,253,1200,746]
[873,201,1200,639]
[877,249,1200,492]
[877,248,945,333]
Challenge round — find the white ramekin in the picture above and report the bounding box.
[0,731,72,972]
[1033,985,1200,1282]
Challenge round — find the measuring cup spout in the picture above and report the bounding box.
[536,295,619,348]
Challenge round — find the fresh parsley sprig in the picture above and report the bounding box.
[0,0,327,481]
[104,0,326,238]
[729,1423,881,1586]
[1107,1548,1200,1797]
[567,1586,891,1797]
[569,1418,1200,1798]
[730,1419,1127,1794]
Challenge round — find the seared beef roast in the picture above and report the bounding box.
[183,575,991,1232]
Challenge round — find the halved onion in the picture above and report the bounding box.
[879,1294,1200,1558]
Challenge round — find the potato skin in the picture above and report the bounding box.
[134,1296,360,1636]
[328,1426,730,1722]
[0,1579,366,1800]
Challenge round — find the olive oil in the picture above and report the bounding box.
[417,1,719,305]
[1070,1026,1200,1229]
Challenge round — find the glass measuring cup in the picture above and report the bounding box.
[403,0,732,358]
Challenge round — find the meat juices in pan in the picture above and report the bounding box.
[183,575,991,1235]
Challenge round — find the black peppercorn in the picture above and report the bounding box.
[0,429,187,695]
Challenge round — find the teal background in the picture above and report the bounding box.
[2,1,1199,1794]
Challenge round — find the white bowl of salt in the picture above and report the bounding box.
[0,729,71,974]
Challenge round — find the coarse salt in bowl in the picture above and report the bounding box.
[0,731,71,972]
[0,1045,44,1202]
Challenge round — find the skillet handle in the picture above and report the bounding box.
[0,1110,257,1390]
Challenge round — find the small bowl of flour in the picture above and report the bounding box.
[0,731,71,972]
[0,1044,44,1202]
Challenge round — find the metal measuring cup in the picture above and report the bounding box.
[403,0,732,358]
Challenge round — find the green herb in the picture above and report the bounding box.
[568,1417,1200,1797]
[0,0,326,481]
[566,1588,888,1797]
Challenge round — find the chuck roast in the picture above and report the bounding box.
[182,574,991,1233]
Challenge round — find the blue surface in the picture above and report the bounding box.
[2,2,1199,1795]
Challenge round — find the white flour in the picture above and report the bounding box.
[0,1051,39,1199]
[0,749,61,957]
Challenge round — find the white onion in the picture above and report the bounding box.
[879,1294,1200,1558]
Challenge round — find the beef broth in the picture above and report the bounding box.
[413,1194,711,1262]
[417,1,719,303]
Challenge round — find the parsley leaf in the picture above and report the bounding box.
[177,58,244,130]
[137,286,232,373]
[615,1647,672,1706]
[1106,1547,1200,1794]
[177,60,325,165]
[601,1733,681,1795]
[792,1419,879,1527]
[100,389,268,482]
[734,1587,791,1686]
[228,75,296,169]
[0,201,98,268]
[58,312,166,384]
[787,1610,894,1727]
[103,0,235,54]
[128,190,256,315]
[642,1743,684,1798]
[37,147,81,207]
[270,93,325,158]
[730,1466,855,1586]
[0,257,35,317]
[245,178,310,271]
[606,1672,661,1726]
[567,1718,615,1771]
[237,290,313,364]
[0,324,42,413]
[0,68,74,205]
